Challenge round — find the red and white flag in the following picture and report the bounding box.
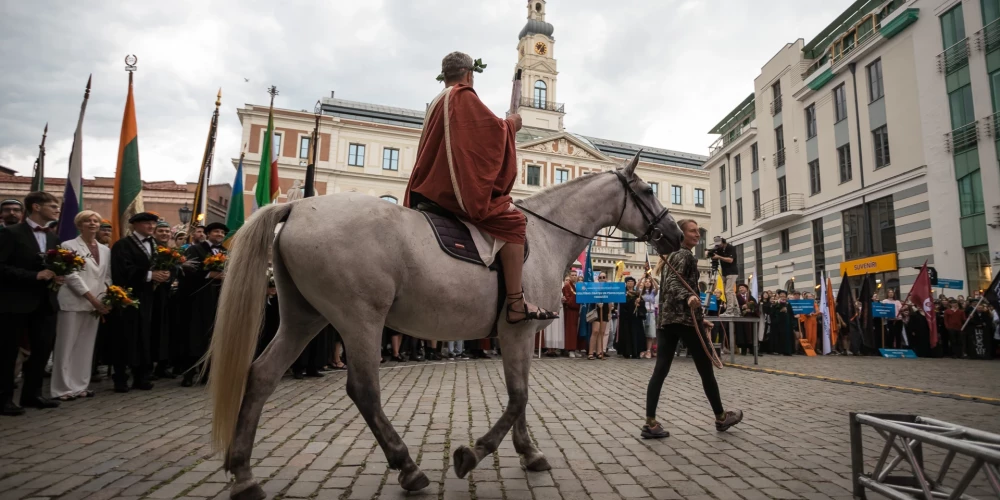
[906,262,938,348]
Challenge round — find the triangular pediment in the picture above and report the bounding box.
[518,132,614,163]
[522,59,557,75]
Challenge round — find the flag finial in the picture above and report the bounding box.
[85,74,92,98]
[216,88,222,107]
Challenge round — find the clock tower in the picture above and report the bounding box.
[516,0,563,131]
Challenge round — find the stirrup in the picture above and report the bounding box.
[505,291,559,324]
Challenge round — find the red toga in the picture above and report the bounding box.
[404,84,526,244]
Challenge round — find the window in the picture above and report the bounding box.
[721,206,728,232]
[272,132,282,158]
[949,85,976,129]
[838,144,853,183]
[380,195,398,204]
[834,84,848,122]
[736,198,743,226]
[382,148,399,171]
[750,143,759,172]
[299,136,311,159]
[736,243,746,283]
[872,125,890,168]
[957,170,985,216]
[775,126,785,166]
[348,143,366,166]
[622,233,635,254]
[555,169,569,184]
[752,189,760,219]
[695,228,708,259]
[720,165,726,190]
[650,182,659,199]
[867,59,884,102]
[985,0,1000,25]
[965,245,991,294]
[812,219,826,286]
[868,196,896,254]
[806,104,817,139]
[771,81,782,114]
[808,159,821,195]
[778,176,788,212]
[842,205,866,260]
[734,154,742,182]
[533,80,547,108]
[694,188,705,207]
[941,5,966,49]
[670,185,682,205]
[780,229,790,253]
[526,165,541,186]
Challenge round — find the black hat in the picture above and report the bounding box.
[205,222,229,234]
[1,199,22,208]
[624,276,637,283]
[128,212,159,223]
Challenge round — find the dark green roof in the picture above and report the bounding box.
[708,94,755,135]
[802,0,882,59]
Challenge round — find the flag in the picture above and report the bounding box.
[583,241,594,282]
[820,273,832,354]
[191,89,221,232]
[750,273,759,302]
[57,77,90,242]
[31,123,47,192]
[858,275,873,348]
[644,252,651,276]
[578,241,594,340]
[826,275,838,348]
[111,73,144,242]
[224,153,246,247]
[254,104,280,210]
[906,262,939,348]
[614,260,625,281]
[715,273,726,303]
[984,269,1000,313]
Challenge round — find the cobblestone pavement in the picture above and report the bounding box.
[1,356,998,499]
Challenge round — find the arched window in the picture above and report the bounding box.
[533,80,547,108]
[380,195,398,204]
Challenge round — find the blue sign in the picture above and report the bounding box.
[576,282,626,304]
[789,299,816,314]
[879,348,918,358]
[700,293,719,312]
[937,278,964,290]
[872,303,897,319]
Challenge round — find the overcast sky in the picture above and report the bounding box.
[0,0,854,186]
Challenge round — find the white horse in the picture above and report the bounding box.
[208,152,683,499]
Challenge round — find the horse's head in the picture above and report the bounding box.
[614,152,683,255]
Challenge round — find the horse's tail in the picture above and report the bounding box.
[207,202,291,455]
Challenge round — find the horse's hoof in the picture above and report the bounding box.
[523,453,551,472]
[231,481,266,500]
[398,468,430,491]
[452,445,478,479]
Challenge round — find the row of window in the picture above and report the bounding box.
[527,164,705,206]
[346,143,400,171]
[719,144,760,190]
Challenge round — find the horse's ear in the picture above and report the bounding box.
[623,150,642,178]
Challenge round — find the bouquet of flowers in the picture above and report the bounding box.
[203,252,227,273]
[92,285,139,321]
[150,247,185,289]
[42,248,86,291]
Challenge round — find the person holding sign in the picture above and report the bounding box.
[640,219,743,439]
[770,290,795,356]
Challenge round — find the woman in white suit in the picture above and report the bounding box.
[52,210,111,400]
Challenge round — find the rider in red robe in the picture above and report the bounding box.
[405,52,556,323]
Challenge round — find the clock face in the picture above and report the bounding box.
[534,42,547,55]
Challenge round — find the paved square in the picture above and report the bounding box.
[1,356,998,499]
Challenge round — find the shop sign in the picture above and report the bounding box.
[839,253,898,277]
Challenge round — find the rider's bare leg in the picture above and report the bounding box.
[500,243,535,322]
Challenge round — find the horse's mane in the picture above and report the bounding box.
[517,168,618,210]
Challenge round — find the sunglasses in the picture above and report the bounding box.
[599,276,607,280]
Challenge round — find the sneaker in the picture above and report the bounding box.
[640,423,670,439]
[715,410,743,432]
[459,353,470,359]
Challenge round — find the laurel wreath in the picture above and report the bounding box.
[436,58,487,82]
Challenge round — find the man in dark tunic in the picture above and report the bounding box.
[769,290,795,356]
[110,212,170,392]
[177,222,227,386]
[150,220,177,379]
[734,284,758,355]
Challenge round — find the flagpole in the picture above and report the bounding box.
[305,100,320,198]
[190,89,222,236]
[959,295,985,331]
[31,123,47,192]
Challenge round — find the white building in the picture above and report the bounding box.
[236,0,715,284]
[707,0,999,297]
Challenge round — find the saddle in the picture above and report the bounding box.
[416,201,529,338]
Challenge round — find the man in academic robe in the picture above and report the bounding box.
[404,51,556,324]
[110,212,170,392]
[734,284,757,355]
[92,219,114,382]
[177,221,227,387]
[769,290,795,355]
[0,192,64,416]
[150,220,177,379]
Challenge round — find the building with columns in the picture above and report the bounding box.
[707,0,1000,298]
[237,0,714,284]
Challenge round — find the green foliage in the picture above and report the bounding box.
[436,58,487,82]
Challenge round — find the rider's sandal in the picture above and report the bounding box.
[505,291,560,324]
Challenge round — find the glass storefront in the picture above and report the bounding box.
[965,245,992,293]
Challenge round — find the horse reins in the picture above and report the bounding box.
[661,257,724,369]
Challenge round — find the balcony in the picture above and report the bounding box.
[773,148,786,167]
[937,38,970,74]
[709,121,756,158]
[983,111,1000,140]
[974,18,1000,53]
[945,121,979,153]
[520,96,565,113]
[591,244,626,257]
[753,194,805,228]
[770,97,783,116]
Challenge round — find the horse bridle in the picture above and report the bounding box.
[515,170,672,245]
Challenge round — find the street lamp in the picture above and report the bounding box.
[178,203,192,224]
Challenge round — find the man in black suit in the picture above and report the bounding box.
[0,192,64,416]
[177,221,227,387]
[109,212,171,392]
[1,199,24,227]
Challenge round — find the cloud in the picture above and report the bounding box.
[0,0,855,185]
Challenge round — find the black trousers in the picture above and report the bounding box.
[0,308,56,404]
[646,324,724,419]
[293,332,327,374]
